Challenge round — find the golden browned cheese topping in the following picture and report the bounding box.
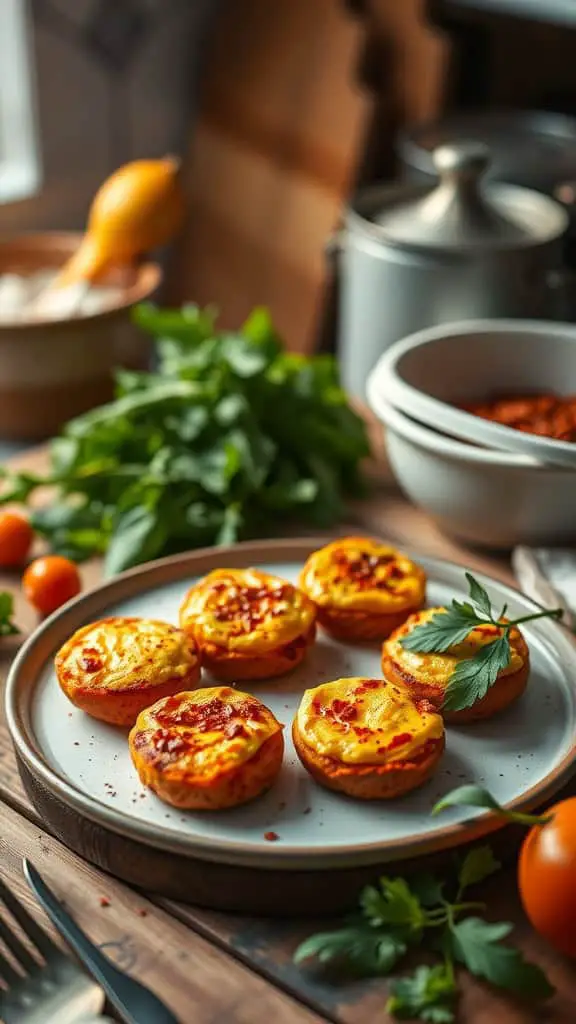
[130,687,282,778]
[300,537,426,613]
[55,617,198,693]
[297,677,443,766]
[385,607,527,698]
[180,568,316,653]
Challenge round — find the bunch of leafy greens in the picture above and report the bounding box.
[0,304,369,575]
[0,592,18,636]
[294,845,553,1022]
[400,573,563,714]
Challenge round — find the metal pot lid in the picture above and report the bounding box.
[398,110,576,190]
[359,141,567,251]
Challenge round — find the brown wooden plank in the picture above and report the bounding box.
[0,801,328,1024]
[172,0,372,352]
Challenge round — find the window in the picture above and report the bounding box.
[0,0,41,204]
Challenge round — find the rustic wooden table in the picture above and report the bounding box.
[1,447,575,1023]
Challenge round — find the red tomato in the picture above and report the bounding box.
[23,556,81,616]
[518,797,576,958]
[0,511,34,566]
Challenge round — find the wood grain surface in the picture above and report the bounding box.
[0,801,327,1024]
[1,446,575,1022]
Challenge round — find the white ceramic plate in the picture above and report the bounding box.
[7,539,576,870]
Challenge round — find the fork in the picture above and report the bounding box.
[0,876,114,1024]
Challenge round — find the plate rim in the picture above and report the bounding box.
[7,536,576,870]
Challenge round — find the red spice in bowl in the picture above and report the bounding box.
[462,393,576,442]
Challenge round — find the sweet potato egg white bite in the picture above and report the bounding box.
[52,537,539,812]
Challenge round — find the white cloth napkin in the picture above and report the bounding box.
[512,547,576,629]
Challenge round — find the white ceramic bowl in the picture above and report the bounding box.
[367,387,576,549]
[368,319,576,469]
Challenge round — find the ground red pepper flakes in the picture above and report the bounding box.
[327,699,358,724]
[462,392,576,442]
[385,732,413,751]
[354,679,381,694]
[99,896,111,908]
[155,696,263,731]
[138,909,148,917]
[264,831,280,842]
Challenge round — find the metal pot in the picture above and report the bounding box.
[336,141,569,400]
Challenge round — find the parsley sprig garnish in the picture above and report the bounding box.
[294,845,553,1022]
[399,573,563,713]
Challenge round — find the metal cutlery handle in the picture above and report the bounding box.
[24,861,180,1024]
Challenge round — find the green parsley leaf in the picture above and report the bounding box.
[450,917,554,999]
[449,600,478,619]
[400,608,479,654]
[463,572,493,619]
[442,635,510,712]
[386,964,457,1022]
[432,784,505,817]
[221,333,272,378]
[432,784,553,828]
[293,925,406,976]
[457,846,501,896]
[104,505,167,577]
[216,503,243,546]
[410,873,445,908]
[0,591,19,636]
[361,877,425,937]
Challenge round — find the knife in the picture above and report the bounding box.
[24,860,180,1024]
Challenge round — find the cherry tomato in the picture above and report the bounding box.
[0,511,34,566]
[23,556,81,616]
[518,797,576,958]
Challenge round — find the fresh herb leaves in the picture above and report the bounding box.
[360,877,426,936]
[294,845,552,1022]
[442,634,510,713]
[400,573,562,712]
[0,591,18,636]
[433,783,554,828]
[449,917,554,999]
[387,964,457,1022]
[293,925,406,976]
[399,608,477,654]
[456,845,501,898]
[0,305,370,574]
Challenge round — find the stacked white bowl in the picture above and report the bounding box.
[366,320,576,549]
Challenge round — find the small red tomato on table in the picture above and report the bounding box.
[23,555,81,616]
[0,511,34,566]
[519,798,576,958]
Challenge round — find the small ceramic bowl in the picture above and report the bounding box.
[367,388,576,549]
[0,233,161,440]
[368,319,576,468]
